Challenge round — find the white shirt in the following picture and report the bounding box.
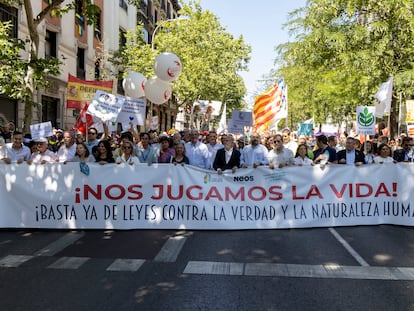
[0,145,9,159]
[373,156,394,164]
[345,150,356,165]
[284,140,298,154]
[225,148,233,164]
[57,143,77,162]
[207,142,224,168]
[116,155,140,165]
[4,143,31,162]
[185,141,210,169]
[30,149,57,163]
[294,156,313,166]
[241,144,269,167]
[268,147,294,166]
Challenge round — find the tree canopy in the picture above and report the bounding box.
[114,1,251,113]
[0,0,101,132]
[275,0,414,136]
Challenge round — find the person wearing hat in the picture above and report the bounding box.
[27,137,57,164]
[3,131,31,164]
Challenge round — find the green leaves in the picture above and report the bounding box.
[117,2,251,111]
[275,0,414,131]
[358,107,374,126]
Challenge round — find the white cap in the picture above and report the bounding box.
[34,137,48,143]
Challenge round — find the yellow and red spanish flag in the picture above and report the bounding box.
[253,78,287,132]
[66,74,113,109]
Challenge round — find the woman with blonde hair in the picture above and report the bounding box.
[116,140,140,165]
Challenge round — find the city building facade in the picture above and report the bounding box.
[0,0,180,133]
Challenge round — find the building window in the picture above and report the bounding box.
[0,3,18,39]
[119,0,128,11]
[117,71,124,95]
[77,48,85,79]
[75,0,85,36]
[142,28,149,44]
[45,30,57,59]
[119,28,127,49]
[94,10,102,40]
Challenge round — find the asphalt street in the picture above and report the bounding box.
[1,225,414,310]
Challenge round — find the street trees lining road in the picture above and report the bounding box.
[275,0,414,136]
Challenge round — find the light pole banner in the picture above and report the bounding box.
[0,163,413,230]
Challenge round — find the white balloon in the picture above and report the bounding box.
[122,72,147,98]
[144,77,172,105]
[154,52,182,82]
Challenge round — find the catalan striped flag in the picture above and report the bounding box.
[253,78,287,132]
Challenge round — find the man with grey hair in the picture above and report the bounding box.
[57,131,77,162]
[185,129,210,169]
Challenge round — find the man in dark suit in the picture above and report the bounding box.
[213,135,241,174]
[336,136,365,166]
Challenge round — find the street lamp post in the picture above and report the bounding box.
[151,18,178,50]
[151,16,188,50]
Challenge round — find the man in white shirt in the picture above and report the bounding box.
[282,128,298,154]
[57,131,77,162]
[27,137,57,164]
[268,134,295,169]
[241,132,269,168]
[3,131,31,164]
[206,130,224,168]
[185,129,210,169]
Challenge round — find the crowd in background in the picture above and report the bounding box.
[1,120,413,174]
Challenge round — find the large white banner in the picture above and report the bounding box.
[0,163,413,230]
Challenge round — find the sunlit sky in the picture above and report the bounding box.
[184,0,307,104]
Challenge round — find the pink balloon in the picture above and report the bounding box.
[144,77,172,105]
[122,72,146,98]
[154,52,182,82]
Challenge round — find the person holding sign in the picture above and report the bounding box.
[171,142,190,165]
[158,135,175,163]
[393,137,413,162]
[116,140,140,165]
[2,131,31,164]
[313,135,338,167]
[267,133,295,169]
[213,135,240,174]
[185,129,210,169]
[94,140,115,165]
[137,132,158,165]
[27,137,57,164]
[373,144,396,164]
[56,131,77,163]
[336,137,365,166]
[294,143,313,166]
[240,132,269,168]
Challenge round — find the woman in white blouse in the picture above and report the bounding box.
[294,143,313,166]
[116,141,140,165]
[373,144,396,164]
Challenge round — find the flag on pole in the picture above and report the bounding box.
[374,76,393,118]
[217,102,227,134]
[72,103,94,134]
[253,78,287,132]
[66,74,113,109]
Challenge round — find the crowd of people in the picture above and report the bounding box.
[1,121,413,174]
